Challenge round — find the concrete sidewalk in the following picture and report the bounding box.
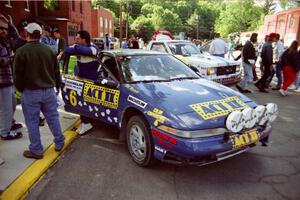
[0,105,79,196]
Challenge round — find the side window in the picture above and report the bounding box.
[101,56,120,81]
[151,43,168,53]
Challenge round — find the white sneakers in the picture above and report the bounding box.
[76,123,93,135]
[279,89,287,96]
[294,88,300,93]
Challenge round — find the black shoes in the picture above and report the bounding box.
[1,130,22,140]
[39,117,45,126]
[236,85,252,93]
[258,88,269,93]
[23,150,43,159]
[11,123,23,131]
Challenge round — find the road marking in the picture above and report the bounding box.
[0,120,80,200]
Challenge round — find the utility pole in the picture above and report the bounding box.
[196,15,199,40]
[119,0,123,47]
[126,0,129,41]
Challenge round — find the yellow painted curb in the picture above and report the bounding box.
[1,119,80,200]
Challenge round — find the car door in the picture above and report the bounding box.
[61,54,121,126]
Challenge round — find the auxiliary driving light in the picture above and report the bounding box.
[241,107,257,129]
[266,103,278,122]
[226,110,243,133]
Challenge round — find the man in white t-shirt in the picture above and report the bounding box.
[209,33,228,58]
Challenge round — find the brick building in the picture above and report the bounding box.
[91,8,114,38]
[0,0,114,45]
[259,7,300,46]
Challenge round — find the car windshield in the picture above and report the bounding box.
[119,55,199,83]
[167,43,200,56]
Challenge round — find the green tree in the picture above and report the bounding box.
[262,0,277,15]
[215,0,264,37]
[279,0,300,9]
[131,15,155,42]
[187,1,221,39]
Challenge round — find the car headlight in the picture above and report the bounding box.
[157,125,226,138]
[266,103,278,122]
[207,67,216,75]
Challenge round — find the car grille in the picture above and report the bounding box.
[216,65,236,76]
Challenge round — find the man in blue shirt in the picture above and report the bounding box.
[40,25,57,54]
[65,30,99,135]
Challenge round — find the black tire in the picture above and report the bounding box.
[126,115,156,167]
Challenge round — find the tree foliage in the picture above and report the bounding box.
[93,0,280,39]
[130,15,155,42]
[215,0,264,37]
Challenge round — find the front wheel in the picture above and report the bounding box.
[126,115,156,167]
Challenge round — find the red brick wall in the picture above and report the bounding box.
[91,8,114,38]
[0,1,32,25]
[260,7,300,46]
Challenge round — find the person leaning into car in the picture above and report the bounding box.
[236,33,258,93]
[13,23,65,159]
[64,30,99,135]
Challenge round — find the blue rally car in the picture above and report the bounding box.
[61,49,278,167]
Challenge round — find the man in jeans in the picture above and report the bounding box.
[0,14,23,141]
[236,33,258,93]
[13,23,65,159]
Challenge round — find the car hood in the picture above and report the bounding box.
[129,79,254,129]
[185,54,240,67]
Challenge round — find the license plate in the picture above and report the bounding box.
[230,130,259,149]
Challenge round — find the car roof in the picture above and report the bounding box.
[102,49,168,56]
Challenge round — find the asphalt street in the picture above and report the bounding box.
[26,84,300,200]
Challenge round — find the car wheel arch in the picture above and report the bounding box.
[119,107,149,142]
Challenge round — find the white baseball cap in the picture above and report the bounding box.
[25,23,42,34]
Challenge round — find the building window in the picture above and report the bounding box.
[105,19,108,28]
[80,0,83,14]
[5,0,12,7]
[68,25,78,36]
[100,17,103,27]
[289,16,295,29]
[109,20,112,29]
[24,0,30,11]
[279,19,285,30]
[72,0,75,11]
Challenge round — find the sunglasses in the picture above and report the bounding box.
[0,27,8,31]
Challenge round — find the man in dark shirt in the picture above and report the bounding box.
[236,33,258,93]
[255,33,277,93]
[14,23,65,159]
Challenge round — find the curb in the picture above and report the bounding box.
[0,119,80,200]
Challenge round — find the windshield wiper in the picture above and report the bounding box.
[130,79,170,84]
[169,77,199,81]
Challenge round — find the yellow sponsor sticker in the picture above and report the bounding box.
[190,96,248,120]
[83,83,120,109]
[147,108,166,126]
[230,129,259,149]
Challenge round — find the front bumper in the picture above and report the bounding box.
[152,125,272,166]
[212,73,242,86]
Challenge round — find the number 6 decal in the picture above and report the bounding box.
[69,90,77,106]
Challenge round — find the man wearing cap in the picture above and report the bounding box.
[255,33,276,93]
[40,25,57,54]
[0,13,23,143]
[13,23,65,159]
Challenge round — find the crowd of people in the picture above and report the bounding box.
[0,13,101,164]
[235,32,300,96]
